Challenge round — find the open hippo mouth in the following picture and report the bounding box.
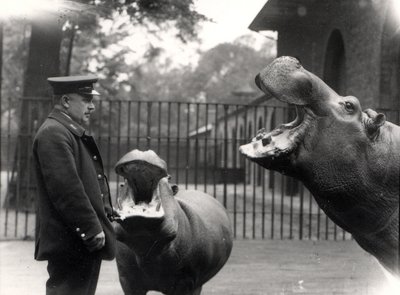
[239,56,319,164]
[239,102,315,161]
[116,178,164,222]
[114,150,169,223]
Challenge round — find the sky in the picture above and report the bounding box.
[194,0,268,49]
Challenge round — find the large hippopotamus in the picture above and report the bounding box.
[113,149,233,295]
[239,56,399,276]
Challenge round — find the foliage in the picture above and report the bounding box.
[184,39,275,104]
[1,20,30,110]
[96,0,208,42]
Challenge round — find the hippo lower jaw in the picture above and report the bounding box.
[116,183,165,221]
[239,105,315,166]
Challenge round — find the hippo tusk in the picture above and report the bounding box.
[156,201,161,212]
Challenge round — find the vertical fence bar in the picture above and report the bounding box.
[0,103,2,236]
[175,103,181,184]
[213,104,218,199]
[116,101,122,196]
[136,101,142,150]
[233,105,239,238]
[242,106,248,239]
[261,160,266,239]
[299,185,304,240]
[146,102,152,150]
[4,97,12,237]
[24,98,35,238]
[194,103,200,189]
[270,171,275,239]
[203,104,209,193]
[261,105,268,239]
[317,201,321,240]
[166,102,171,172]
[0,91,2,236]
[157,101,162,155]
[280,176,285,239]
[280,107,288,240]
[308,190,313,239]
[97,99,103,151]
[185,103,190,189]
[252,105,257,239]
[127,101,132,151]
[270,107,276,240]
[106,101,112,181]
[289,179,294,239]
[334,223,338,241]
[223,104,228,208]
[14,99,26,237]
[325,208,329,240]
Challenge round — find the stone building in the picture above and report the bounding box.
[250,0,400,113]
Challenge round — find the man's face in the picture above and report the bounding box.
[65,93,96,124]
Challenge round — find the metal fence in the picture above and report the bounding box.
[1,97,399,241]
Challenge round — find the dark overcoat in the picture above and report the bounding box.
[32,108,116,261]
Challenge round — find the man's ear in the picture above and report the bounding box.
[61,95,70,108]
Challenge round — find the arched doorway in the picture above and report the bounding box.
[323,29,346,95]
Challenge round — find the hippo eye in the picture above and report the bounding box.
[344,101,355,113]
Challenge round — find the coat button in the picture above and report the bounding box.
[81,233,86,238]
[97,174,102,179]
[93,155,97,160]
[100,193,104,198]
[76,228,80,232]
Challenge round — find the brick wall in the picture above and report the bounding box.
[273,0,397,109]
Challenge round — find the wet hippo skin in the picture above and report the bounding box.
[240,56,400,276]
[113,150,233,295]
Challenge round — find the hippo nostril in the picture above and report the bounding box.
[262,136,272,146]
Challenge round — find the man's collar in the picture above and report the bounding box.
[48,108,86,137]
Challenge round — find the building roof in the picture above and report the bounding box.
[249,0,321,32]
[188,123,213,138]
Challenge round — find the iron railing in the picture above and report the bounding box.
[1,97,398,240]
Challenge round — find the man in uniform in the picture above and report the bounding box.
[32,75,116,295]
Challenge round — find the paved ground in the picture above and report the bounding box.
[0,239,398,295]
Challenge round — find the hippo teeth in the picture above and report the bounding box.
[116,181,164,220]
[240,105,314,160]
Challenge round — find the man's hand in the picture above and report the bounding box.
[83,231,105,252]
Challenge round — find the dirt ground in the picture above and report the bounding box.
[0,239,398,295]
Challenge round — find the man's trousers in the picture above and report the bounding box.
[46,253,102,295]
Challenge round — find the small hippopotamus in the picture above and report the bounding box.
[113,149,233,295]
[240,56,400,276]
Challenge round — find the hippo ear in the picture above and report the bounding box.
[365,109,386,139]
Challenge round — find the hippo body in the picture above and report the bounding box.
[114,150,233,295]
[240,56,399,275]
